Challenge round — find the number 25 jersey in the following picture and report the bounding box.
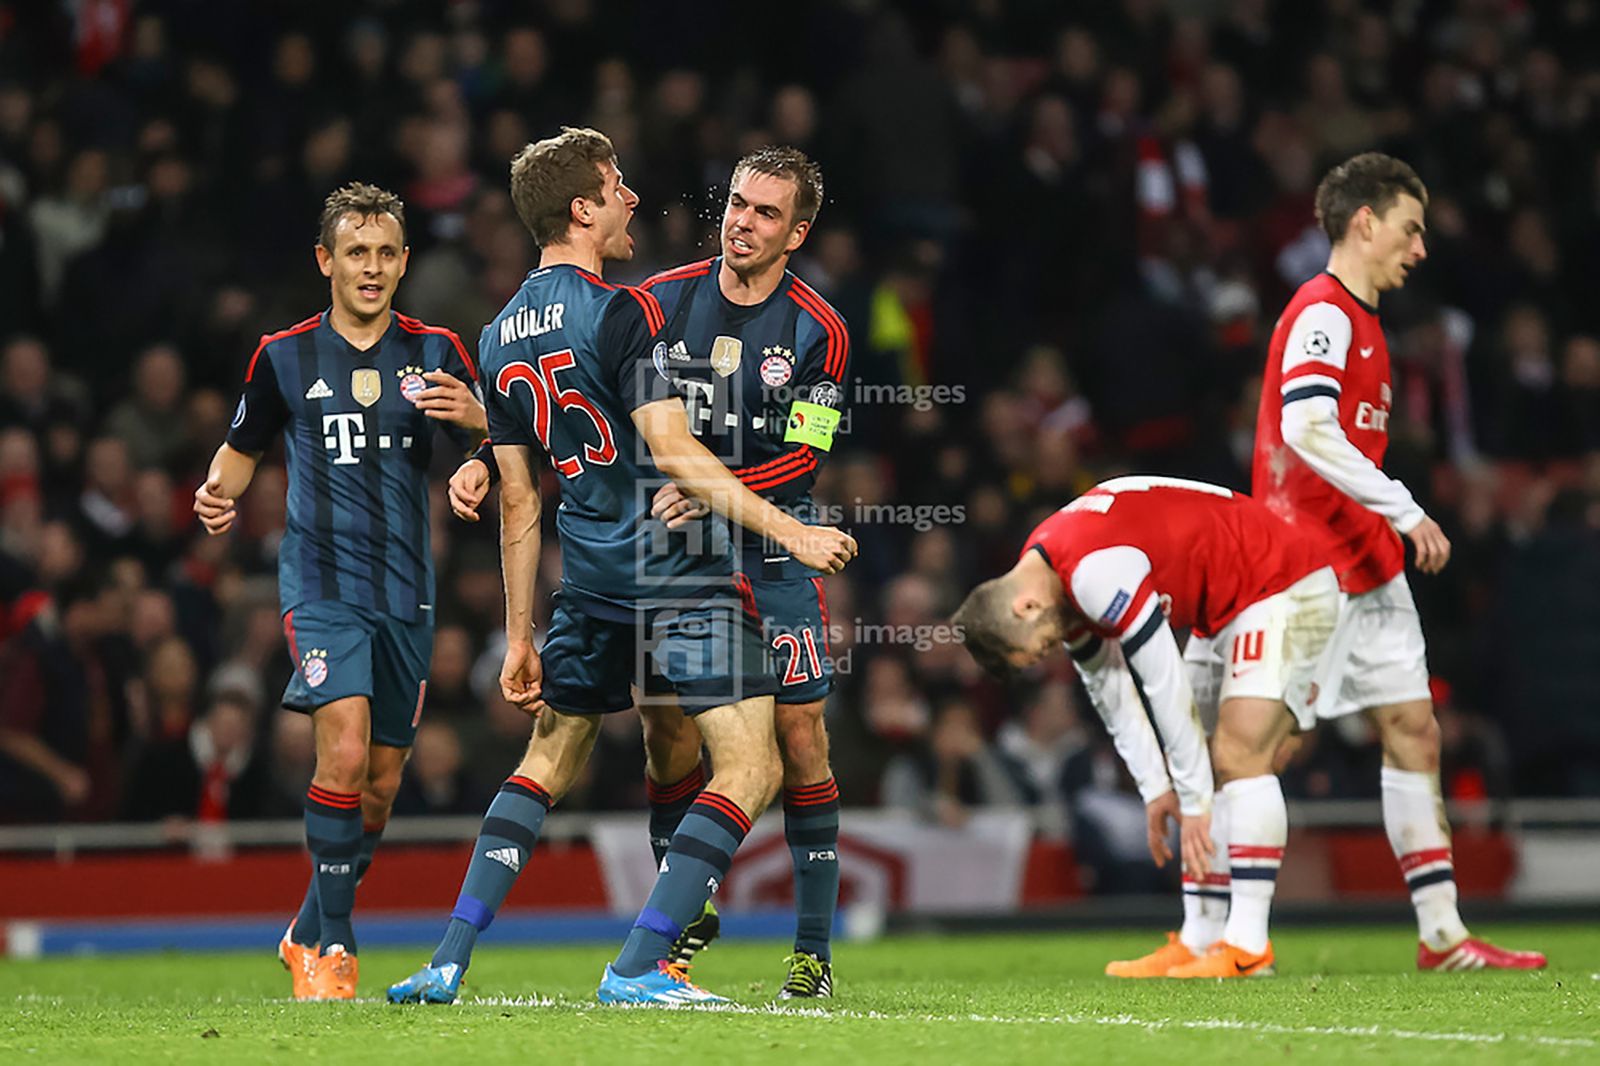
[479,263,733,614]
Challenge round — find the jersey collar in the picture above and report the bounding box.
[1320,271,1380,317]
[321,307,398,356]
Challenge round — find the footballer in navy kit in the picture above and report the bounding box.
[639,150,850,998]
[386,128,856,1009]
[194,183,487,1001]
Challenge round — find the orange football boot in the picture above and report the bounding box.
[1105,932,1200,978]
[308,946,359,1000]
[277,924,319,1001]
[1167,940,1276,978]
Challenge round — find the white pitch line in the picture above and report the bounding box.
[458,996,1595,1049]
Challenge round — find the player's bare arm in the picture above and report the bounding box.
[194,442,260,536]
[630,396,856,574]
[496,443,545,714]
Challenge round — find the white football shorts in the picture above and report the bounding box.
[1184,565,1343,732]
[1315,571,1432,719]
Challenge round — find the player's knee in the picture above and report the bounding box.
[317,735,369,791]
[721,744,783,816]
[641,708,700,782]
[364,765,403,812]
[1379,702,1440,771]
[776,706,829,779]
[1211,728,1273,783]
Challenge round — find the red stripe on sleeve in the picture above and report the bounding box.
[396,315,478,382]
[789,281,851,380]
[245,314,322,382]
[1281,361,1343,387]
[1398,847,1453,872]
[623,287,664,335]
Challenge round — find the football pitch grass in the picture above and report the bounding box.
[4,925,1596,1065]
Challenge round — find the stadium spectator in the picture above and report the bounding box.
[0,0,1597,837]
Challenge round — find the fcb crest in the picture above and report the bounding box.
[301,648,329,688]
[352,368,382,407]
[710,335,743,377]
[760,345,794,387]
[397,365,428,403]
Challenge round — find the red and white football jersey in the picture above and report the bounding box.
[1022,477,1327,641]
[1253,272,1403,594]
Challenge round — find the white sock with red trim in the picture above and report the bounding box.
[1221,774,1285,956]
[1179,789,1230,953]
[1382,765,1470,951]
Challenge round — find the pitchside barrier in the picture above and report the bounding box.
[3,802,1597,957]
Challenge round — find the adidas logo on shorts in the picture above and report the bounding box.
[484,846,521,872]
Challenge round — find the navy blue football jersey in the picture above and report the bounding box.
[641,257,850,575]
[479,263,734,615]
[227,310,480,622]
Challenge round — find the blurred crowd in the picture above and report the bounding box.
[4,1,1600,889]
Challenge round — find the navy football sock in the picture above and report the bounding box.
[646,765,705,866]
[304,786,363,954]
[292,820,384,946]
[613,791,750,977]
[431,775,552,970]
[784,777,840,960]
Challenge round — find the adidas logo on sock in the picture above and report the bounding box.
[305,378,334,400]
[484,846,521,872]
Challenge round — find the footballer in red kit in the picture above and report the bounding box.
[957,476,1344,978]
[1252,152,1543,973]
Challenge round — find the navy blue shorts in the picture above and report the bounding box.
[739,573,834,704]
[281,600,433,748]
[544,593,778,715]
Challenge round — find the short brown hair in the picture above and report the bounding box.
[951,577,1023,680]
[509,126,617,247]
[1314,152,1428,244]
[732,145,824,225]
[318,182,406,251]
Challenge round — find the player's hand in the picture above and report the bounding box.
[500,638,546,716]
[1145,789,1179,868]
[448,459,492,523]
[1180,809,1215,884]
[193,476,236,536]
[416,370,487,432]
[783,522,857,574]
[651,481,709,529]
[53,764,91,807]
[1406,516,1451,574]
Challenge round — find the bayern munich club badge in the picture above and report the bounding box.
[302,649,329,688]
[398,365,428,403]
[760,345,794,386]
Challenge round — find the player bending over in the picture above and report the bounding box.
[1254,153,1542,971]
[956,476,1342,978]
[385,127,855,1008]
[194,183,487,999]
[448,146,851,998]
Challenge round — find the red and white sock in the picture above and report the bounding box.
[1382,766,1470,951]
[1180,789,1230,952]
[1221,774,1285,956]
